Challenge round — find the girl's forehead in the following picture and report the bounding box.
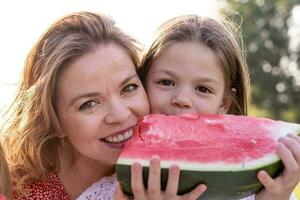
[148,41,226,83]
[153,42,221,68]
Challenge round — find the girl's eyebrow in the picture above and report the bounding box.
[154,68,221,85]
[152,68,176,77]
[195,77,221,85]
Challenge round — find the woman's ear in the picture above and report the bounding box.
[55,127,66,139]
[219,88,236,114]
[55,130,67,147]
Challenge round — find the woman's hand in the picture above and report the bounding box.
[255,134,300,200]
[114,156,207,200]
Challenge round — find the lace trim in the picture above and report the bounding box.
[76,176,117,200]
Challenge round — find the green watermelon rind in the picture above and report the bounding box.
[116,160,284,200]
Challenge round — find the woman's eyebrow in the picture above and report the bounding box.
[118,74,138,87]
[69,92,99,106]
[69,74,138,106]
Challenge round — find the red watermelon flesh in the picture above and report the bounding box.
[119,113,300,170]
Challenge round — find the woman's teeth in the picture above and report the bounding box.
[104,129,133,144]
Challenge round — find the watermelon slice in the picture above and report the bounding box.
[116,114,300,200]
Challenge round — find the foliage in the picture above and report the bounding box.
[223,0,300,122]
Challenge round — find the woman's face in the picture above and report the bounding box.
[145,41,233,115]
[56,43,149,166]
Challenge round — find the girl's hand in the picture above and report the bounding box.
[114,156,207,200]
[255,134,300,200]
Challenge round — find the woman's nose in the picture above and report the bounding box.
[104,98,131,124]
[171,88,192,109]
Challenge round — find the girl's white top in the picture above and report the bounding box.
[76,176,116,200]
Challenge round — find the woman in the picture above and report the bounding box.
[0,11,150,199]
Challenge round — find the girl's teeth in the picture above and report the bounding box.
[104,129,133,144]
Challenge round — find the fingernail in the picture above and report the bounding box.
[257,170,268,179]
[170,164,180,170]
[115,181,119,186]
[199,184,207,192]
[278,143,285,149]
[278,136,286,142]
[287,133,296,138]
[132,162,141,171]
[170,165,180,175]
[151,155,160,160]
[151,155,161,164]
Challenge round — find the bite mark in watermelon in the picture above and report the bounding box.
[116,114,300,200]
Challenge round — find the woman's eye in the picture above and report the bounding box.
[196,86,212,93]
[157,79,174,86]
[79,100,98,111]
[121,84,138,95]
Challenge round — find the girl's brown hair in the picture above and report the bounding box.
[139,15,250,115]
[0,11,140,194]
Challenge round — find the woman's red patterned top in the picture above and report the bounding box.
[14,171,68,200]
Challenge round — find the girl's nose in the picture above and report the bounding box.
[104,98,131,124]
[171,88,192,109]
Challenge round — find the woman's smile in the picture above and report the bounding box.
[101,126,135,148]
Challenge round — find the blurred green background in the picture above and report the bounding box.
[224,0,300,123]
[224,0,300,198]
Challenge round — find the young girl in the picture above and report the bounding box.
[0,144,11,200]
[0,11,152,199]
[115,15,300,200]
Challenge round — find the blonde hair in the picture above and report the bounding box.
[0,11,140,194]
[0,144,11,198]
[139,15,250,115]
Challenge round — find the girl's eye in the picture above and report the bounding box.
[157,79,174,86]
[79,100,98,111]
[195,86,212,93]
[121,83,139,95]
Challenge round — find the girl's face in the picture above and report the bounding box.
[56,43,150,166]
[145,41,232,116]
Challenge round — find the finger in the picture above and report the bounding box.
[147,156,161,198]
[165,164,180,198]
[286,134,300,162]
[280,136,300,164]
[287,133,300,144]
[131,162,146,199]
[114,181,130,200]
[257,170,278,192]
[181,184,207,200]
[276,141,299,180]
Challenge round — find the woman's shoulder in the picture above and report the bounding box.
[14,171,69,199]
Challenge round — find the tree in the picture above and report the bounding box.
[224,0,300,122]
